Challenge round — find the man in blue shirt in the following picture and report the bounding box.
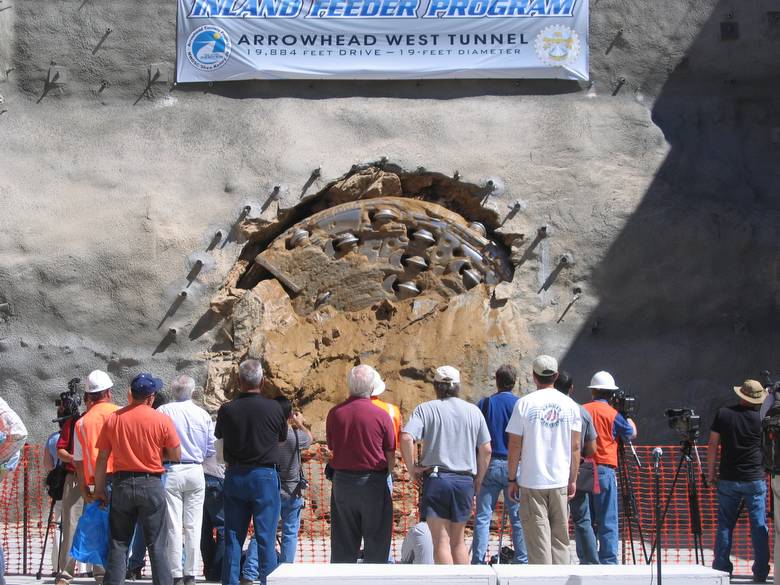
[471,365,527,565]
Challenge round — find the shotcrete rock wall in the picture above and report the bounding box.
[0,0,778,441]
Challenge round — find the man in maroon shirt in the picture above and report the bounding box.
[326,365,396,563]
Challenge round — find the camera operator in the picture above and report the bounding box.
[53,379,85,585]
[706,379,769,582]
[583,371,637,565]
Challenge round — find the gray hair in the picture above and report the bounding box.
[239,359,264,389]
[348,365,376,398]
[171,375,196,402]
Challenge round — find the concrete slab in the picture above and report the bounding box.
[492,564,729,585]
[268,563,497,585]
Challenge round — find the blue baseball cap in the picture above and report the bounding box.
[131,373,163,397]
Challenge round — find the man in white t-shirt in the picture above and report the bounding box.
[506,355,581,565]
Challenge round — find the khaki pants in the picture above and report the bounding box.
[519,486,570,565]
[773,476,780,585]
[56,473,83,580]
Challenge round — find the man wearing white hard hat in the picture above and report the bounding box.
[506,355,582,565]
[401,366,491,564]
[71,370,119,584]
[583,371,637,565]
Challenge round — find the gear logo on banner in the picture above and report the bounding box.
[186,25,232,71]
[534,25,581,67]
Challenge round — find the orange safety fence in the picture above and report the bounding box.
[0,444,774,576]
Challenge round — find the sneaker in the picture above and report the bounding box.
[184,576,196,585]
[174,578,185,585]
[753,576,768,583]
[240,579,254,585]
[55,579,70,585]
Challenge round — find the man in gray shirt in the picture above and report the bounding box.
[555,371,598,564]
[400,366,492,564]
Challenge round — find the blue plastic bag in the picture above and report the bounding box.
[70,501,109,566]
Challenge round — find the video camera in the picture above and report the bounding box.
[608,390,637,419]
[665,408,701,442]
[53,378,83,423]
[760,370,780,474]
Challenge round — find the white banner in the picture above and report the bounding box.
[176,0,588,81]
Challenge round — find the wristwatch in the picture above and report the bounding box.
[508,478,516,483]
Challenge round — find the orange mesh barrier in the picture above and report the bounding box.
[0,443,774,576]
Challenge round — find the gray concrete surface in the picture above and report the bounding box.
[0,0,779,442]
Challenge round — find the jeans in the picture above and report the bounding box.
[165,464,206,578]
[591,465,618,564]
[128,521,146,572]
[712,479,769,579]
[244,495,304,578]
[201,475,225,582]
[104,474,171,585]
[223,466,280,585]
[0,538,5,585]
[571,490,599,564]
[471,458,527,564]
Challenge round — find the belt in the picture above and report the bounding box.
[164,460,203,465]
[600,464,617,470]
[113,471,162,479]
[491,455,508,460]
[425,468,474,477]
[227,463,277,469]
[333,469,387,476]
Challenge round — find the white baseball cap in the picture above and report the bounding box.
[86,370,113,393]
[370,369,386,397]
[532,355,558,376]
[588,371,619,391]
[434,366,461,384]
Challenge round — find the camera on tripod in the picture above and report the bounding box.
[608,390,637,419]
[665,408,701,442]
[53,378,83,423]
[760,370,780,474]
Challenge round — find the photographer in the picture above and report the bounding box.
[583,371,637,565]
[706,379,769,582]
[53,379,85,585]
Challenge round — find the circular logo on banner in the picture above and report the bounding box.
[534,25,581,67]
[186,25,231,71]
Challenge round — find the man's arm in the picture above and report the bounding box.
[163,444,181,463]
[93,449,111,506]
[507,433,523,502]
[706,431,720,485]
[75,464,91,502]
[400,431,430,486]
[56,448,74,464]
[583,438,597,458]
[475,440,491,496]
[568,430,581,499]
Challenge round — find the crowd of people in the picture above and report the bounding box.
[0,354,778,585]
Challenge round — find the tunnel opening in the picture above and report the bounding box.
[202,163,527,429]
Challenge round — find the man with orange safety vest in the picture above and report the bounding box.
[582,371,637,565]
[72,370,120,583]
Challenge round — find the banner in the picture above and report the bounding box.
[176,0,588,81]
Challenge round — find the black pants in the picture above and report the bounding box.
[330,470,392,563]
[104,475,171,585]
[200,474,225,582]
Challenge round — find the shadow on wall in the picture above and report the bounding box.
[561,1,780,443]
[173,78,583,100]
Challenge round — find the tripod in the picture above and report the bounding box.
[36,498,58,580]
[617,439,650,564]
[653,438,705,566]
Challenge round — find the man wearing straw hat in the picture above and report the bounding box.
[706,379,769,582]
